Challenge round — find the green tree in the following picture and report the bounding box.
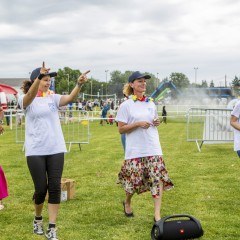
[231,76,240,87]
[201,80,208,88]
[109,70,156,97]
[110,70,129,84]
[210,80,214,87]
[55,67,81,94]
[169,72,190,89]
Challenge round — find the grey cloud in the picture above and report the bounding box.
[0,0,240,82]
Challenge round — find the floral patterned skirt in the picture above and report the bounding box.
[117,155,174,198]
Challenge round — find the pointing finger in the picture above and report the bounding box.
[83,70,90,75]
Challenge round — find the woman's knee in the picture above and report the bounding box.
[48,178,61,204]
[33,189,47,204]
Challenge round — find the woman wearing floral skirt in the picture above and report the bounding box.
[116,71,174,222]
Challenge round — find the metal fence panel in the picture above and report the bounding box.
[16,110,90,152]
[187,108,233,151]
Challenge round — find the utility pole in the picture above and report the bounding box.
[105,70,109,95]
[194,67,198,86]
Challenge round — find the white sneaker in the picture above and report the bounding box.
[33,219,44,235]
[45,228,58,240]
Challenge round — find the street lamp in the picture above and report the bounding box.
[105,70,109,95]
[90,78,93,96]
[194,67,198,86]
[156,72,159,88]
[101,84,103,96]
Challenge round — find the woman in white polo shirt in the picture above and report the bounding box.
[116,71,174,222]
[19,62,89,240]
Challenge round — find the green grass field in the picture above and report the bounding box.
[0,118,239,240]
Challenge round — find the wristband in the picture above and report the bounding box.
[0,120,3,125]
[76,82,84,88]
[37,73,45,80]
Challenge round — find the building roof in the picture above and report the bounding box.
[0,78,27,88]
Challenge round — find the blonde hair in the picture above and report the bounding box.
[123,83,133,97]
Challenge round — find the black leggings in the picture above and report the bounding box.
[27,153,64,205]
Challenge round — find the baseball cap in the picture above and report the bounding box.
[30,67,57,82]
[128,71,151,83]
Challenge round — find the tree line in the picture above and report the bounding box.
[54,67,238,99]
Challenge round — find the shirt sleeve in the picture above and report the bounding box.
[53,94,62,108]
[231,102,240,118]
[115,102,129,124]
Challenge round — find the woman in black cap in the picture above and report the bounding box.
[116,71,174,222]
[19,62,89,240]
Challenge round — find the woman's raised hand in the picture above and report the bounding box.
[40,61,50,75]
[78,70,90,85]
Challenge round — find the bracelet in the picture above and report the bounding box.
[76,82,84,88]
[37,73,45,80]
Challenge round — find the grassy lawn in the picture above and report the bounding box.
[0,117,239,240]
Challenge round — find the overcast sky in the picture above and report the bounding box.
[1,0,240,86]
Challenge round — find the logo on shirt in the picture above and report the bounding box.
[148,107,154,116]
[48,103,56,112]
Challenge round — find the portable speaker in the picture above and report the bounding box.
[151,214,204,240]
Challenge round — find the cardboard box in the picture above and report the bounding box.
[46,178,76,202]
[61,178,76,201]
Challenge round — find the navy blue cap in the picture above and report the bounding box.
[128,71,151,83]
[30,68,41,82]
[30,68,57,82]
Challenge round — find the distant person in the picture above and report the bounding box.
[109,114,114,125]
[75,101,79,110]
[18,62,90,240]
[161,106,167,124]
[78,101,83,110]
[0,106,4,135]
[111,100,114,110]
[100,101,110,125]
[4,102,10,126]
[109,108,114,125]
[116,71,174,222]
[230,101,240,157]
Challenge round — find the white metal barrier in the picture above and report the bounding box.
[186,108,233,151]
[15,110,90,152]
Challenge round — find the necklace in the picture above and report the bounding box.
[129,95,153,102]
[36,90,54,97]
